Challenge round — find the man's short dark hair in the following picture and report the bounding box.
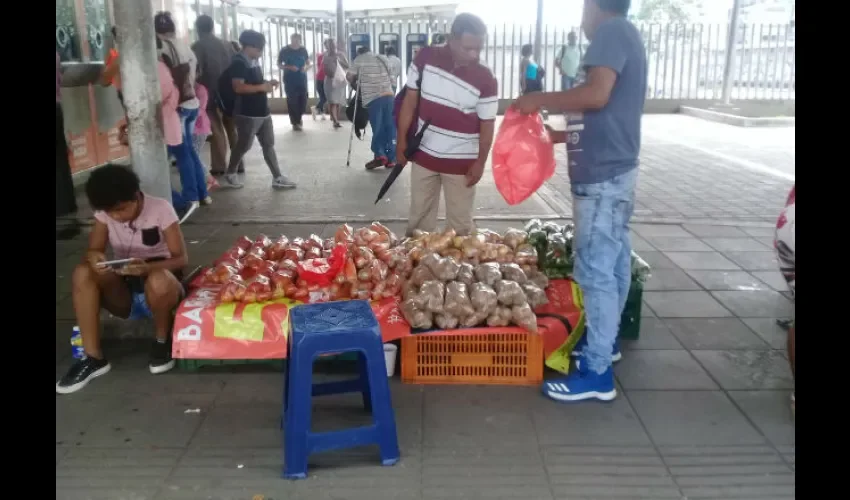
[521,44,533,57]
[239,30,266,50]
[386,46,397,56]
[85,164,141,211]
[450,13,487,39]
[195,15,214,35]
[154,11,176,35]
[594,0,631,15]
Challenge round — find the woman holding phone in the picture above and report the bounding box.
[56,164,189,395]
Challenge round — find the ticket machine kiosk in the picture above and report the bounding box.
[378,33,400,56]
[349,33,371,61]
[406,33,428,70]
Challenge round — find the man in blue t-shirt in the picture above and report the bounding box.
[277,33,311,131]
[514,0,647,404]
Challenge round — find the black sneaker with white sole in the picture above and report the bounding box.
[149,339,176,374]
[56,356,111,394]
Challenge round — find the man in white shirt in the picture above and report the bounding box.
[556,31,581,90]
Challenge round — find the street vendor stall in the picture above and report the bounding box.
[170,221,650,382]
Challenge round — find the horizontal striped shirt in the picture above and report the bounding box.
[406,46,498,175]
[349,53,394,106]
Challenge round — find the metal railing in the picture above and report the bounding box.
[223,18,795,102]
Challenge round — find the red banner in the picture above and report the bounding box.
[172,287,410,360]
[172,280,582,361]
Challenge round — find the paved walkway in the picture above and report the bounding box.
[56,114,795,499]
[64,114,794,226]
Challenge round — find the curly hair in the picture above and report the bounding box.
[85,164,141,211]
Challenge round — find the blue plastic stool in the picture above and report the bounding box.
[283,300,400,479]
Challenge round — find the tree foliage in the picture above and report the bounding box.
[633,0,701,24]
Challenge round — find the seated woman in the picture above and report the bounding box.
[56,164,188,395]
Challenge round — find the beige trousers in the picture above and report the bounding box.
[406,163,476,236]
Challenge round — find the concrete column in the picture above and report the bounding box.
[112,0,171,201]
[721,0,742,105]
[533,0,544,61]
[231,4,238,41]
[336,0,345,47]
[220,1,229,40]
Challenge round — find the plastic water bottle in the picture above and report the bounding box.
[70,326,84,360]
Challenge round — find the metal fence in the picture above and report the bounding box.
[223,18,796,102]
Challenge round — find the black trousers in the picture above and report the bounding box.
[56,102,77,217]
[284,84,308,125]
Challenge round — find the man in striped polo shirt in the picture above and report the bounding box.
[396,13,498,236]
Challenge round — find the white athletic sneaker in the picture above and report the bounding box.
[272,176,297,189]
[219,174,244,189]
[178,201,200,224]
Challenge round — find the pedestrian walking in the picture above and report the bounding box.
[192,14,242,175]
[322,38,349,129]
[219,30,297,191]
[155,11,210,216]
[278,33,311,131]
[348,45,397,169]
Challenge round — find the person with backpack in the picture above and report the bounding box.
[191,14,241,175]
[556,31,581,90]
[154,12,210,216]
[218,30,296,191]
[347,46,397,170]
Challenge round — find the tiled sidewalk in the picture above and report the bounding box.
[56,220,794,500]
[61,114,794,227]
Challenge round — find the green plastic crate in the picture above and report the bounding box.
[618,279,643,340]
[176,352,360,372]
[177,358,284,372]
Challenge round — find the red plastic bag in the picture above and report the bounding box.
[297,244,347,287]
[492,109,556,205]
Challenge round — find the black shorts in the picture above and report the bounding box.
[122,269,185,295]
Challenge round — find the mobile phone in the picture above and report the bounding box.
[96,258,135,269]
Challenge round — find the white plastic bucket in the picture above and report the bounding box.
[383,343,398,377]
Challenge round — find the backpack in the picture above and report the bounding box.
[345,80,369,139]
[161,38,197,104]
[536,66,546,82]
[216,63,237,116]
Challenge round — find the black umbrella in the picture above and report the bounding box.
[374,120,432,205]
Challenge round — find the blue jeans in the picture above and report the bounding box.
[562,75,575,91]
[571,168,639,374]
[171,107,209,203]
[367,95,396,161]
[315,78,327,112]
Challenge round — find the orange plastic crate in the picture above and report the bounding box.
[401,328,544,386]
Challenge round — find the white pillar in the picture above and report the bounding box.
[533,0,544,61]
[721,0,742,105]
[336,0,345,46]
[112,0,171,201]
[220,1,229,40]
